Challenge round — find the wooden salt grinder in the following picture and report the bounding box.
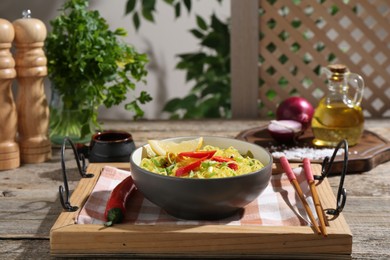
[0,19,20,170]
[13,10,51,163]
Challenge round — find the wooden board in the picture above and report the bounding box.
[236,127,390,174]
[50,163,352,259]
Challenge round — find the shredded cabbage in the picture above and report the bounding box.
[140,145,264,179]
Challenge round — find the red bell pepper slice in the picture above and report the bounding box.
[175,157,208,177]
[227,163,238,171]
[211,156,239,171]
[178,150,216,159]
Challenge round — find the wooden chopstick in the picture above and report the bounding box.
[279,156,321,235]
[303,158,328,237]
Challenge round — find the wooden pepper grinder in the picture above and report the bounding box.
[13,10,51,163]
[0,18,20,170]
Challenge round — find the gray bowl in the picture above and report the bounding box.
[130,136,273,220]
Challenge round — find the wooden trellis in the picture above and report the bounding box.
[231,0,390,118]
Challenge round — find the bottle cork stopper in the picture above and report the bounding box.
[328,64,347,74]
[328,64,348,81]
[0,18,20,170]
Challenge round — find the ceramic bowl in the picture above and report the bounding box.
[88,130,136,163]
[130,136,273,220]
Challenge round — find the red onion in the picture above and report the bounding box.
[267,120,303,143]
[276,97,314,129]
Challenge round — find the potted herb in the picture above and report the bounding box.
[46,0,151,144]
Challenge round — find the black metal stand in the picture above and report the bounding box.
[59,137,94,212]
[315,139,349,216]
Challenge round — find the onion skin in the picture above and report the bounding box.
[267,120,303,144]
[276,97,314,130]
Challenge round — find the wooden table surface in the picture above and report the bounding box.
[1,119,389,259]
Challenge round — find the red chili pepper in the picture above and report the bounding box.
[178,150,216,159]
[175,157,207,177]
[104,175,136,227]
[212,156,239,170]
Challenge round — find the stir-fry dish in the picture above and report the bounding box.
[140,145,264,178]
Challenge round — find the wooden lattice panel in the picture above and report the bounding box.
[258,0,390,118]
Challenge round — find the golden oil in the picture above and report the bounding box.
[312,101,364,147]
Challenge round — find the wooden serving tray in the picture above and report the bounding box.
[236,126,390,174]
[50,163,352,259]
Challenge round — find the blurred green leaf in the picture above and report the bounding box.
[163,98,182,112]
[114,27,128,36]
[125,0,136,14]
[142,0,156,10]
[183,0,191,12]
[190,29,204,39]
[196,15,207,30]
[175,2,181,18]
[142,8,154,22]
[133,12,140,30]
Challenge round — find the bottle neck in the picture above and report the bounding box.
[328,75,348,93]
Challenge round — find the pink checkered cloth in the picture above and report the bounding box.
[77,166,317,226]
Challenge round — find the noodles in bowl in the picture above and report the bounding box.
[140,144,265,179]
[130,136,272,220]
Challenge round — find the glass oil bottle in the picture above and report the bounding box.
[311,64,365,147]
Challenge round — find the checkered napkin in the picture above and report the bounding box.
[77,166,317,226]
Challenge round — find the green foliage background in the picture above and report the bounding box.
[125,0,230,119]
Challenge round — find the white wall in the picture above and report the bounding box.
[0,0,230,119]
